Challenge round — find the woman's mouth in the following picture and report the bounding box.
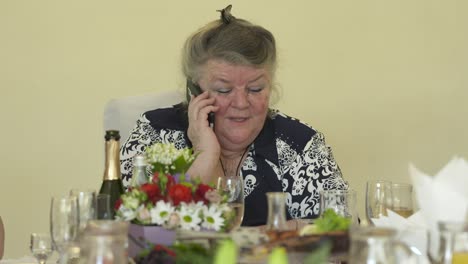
[229,117,249,122]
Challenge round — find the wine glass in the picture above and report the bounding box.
[366,180,393,225]
[217,175,244,231]
[50,195,79,263]
[69,189,97,234]
[391,183,414,218]
[30,233,53,264]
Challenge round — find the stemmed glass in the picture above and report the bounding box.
[366,180,393,225]
[69,189,97,234]
[50,195,79,263]
[30,233,53,264]
[217,175,244,231]
[391,183,414,218]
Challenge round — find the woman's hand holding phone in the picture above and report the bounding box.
[187,91,220,153]
[187,91,221,183]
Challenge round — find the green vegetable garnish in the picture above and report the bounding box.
[314,209,351,232]
[268,247,288,264]
[214,239,237,264]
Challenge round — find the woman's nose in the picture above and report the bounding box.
[231,90,249,108]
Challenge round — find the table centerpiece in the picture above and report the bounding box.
[115,142,235,258]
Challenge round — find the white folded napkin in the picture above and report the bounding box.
[371,210,429,263]
[409,156,468,257]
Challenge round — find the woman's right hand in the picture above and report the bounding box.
[186,91,221,183]
[187,91,220,154]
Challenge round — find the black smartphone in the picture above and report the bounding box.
[186,79,215,127]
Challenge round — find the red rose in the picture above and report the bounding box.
[168,184,192,206]
[194,184,213,204]
[140,183,161,203]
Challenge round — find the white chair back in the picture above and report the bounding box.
[103,91,183,142]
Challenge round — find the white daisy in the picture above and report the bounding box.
[201,205,225,231]
[150,200,175,225]
[178,203,202,231]
[190,201,206,211]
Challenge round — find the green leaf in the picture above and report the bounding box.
[315,209,351,233]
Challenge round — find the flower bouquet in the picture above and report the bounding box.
[115,143,235,257]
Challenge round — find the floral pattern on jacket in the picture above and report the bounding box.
[120,104,348,226]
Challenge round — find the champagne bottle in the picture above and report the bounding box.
[99,130,124,219]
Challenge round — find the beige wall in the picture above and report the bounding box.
[1,0,467,258]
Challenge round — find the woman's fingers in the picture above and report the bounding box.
[188,91,216,123]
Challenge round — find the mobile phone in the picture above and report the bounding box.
[186,79,215,127]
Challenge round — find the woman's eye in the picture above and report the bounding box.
[216,88,231,94]
[248,87,264,93]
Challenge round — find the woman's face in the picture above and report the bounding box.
[198,60,271,151]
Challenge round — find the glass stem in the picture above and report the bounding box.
[57,252,65,264]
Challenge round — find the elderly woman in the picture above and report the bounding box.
[120,6,347,226]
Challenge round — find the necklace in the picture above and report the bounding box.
[219,147,249,177]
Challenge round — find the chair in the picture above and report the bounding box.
[103,91,183,143]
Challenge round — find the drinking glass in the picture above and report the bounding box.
[320,189,358,225]
[96,194,112,220]
[50,195,79,263]
[349,226,416,263]
[366,180,393,224]
[428,221,468,264]
[217,175,244,231]
[80,220,129,264]
[30,233,53,264]
[391,183,414,218]
[69,189,97,233]
[453,228,468,264]
[266,192,289,231]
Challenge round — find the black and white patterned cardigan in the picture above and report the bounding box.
[120,103,348,226]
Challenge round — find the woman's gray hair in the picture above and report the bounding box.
[181,16,278,89]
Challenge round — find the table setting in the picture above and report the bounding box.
[369,156,468,264]
[2,136,468,264]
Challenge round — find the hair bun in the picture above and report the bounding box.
[217,5,235,24]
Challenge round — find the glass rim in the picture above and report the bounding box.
[437,220,468,232]
[391,182,412,188]
[351,226,397,238]
[31,232,51,237]
[367,180,392,186]
[320,189,356,194]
